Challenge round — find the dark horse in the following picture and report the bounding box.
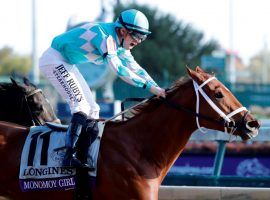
[0,77,60,126]
[0,67,260,200]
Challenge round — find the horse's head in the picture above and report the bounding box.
[185,66,260,141]
[9,77,60,126]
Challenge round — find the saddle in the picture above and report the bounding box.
[45,122,68,131]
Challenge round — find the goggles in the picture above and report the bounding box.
[128,31,147,42]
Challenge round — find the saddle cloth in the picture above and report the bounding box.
[19,122,105,192]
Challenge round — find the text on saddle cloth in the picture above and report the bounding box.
[19,122,105,192]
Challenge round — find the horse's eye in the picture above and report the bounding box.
[215,92,223,99]
[28,98,34,103]
[29,97,36,104]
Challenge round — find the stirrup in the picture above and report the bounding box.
[63,154,93,170]
[85,156,96,171]
[72,158,95,171]
[62,148,86,169]
[81,163,95,171]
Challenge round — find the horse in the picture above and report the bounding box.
[0,77,60,126]
[0,66,260,200]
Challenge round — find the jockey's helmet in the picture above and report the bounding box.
[115,9,151,41]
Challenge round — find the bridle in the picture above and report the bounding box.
[164,77,250,136]
[191,76,248,136]
[23,88,43,126]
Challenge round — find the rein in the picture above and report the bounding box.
[163,94,248,136]
[23,88,43,126]
[114,77,248,136]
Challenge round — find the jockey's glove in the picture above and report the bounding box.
[150,86,166,98]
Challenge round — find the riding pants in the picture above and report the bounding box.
[39,48,100,119]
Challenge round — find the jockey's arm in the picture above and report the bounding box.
[106,53,153,90]
[106,53,166,98]
[105,35,155,91]
[119,50,158,87]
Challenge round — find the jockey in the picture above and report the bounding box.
[39,9,166,170]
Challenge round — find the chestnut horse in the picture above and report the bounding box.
[0,67,260,200]
[0,78,60,126]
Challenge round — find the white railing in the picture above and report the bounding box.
[158,186,270,200]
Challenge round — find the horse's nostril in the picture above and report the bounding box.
[247,120,260,129]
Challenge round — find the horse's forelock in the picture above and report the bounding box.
[23,77,38,90]
[23,83,37,94]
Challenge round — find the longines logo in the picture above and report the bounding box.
[23,167,74,177]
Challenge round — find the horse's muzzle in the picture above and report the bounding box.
[241,119,260,141]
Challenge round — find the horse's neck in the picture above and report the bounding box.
[133,103,196,163]
[0,94,32,126]
[139,84,197,152]
[107,83,198,179]
[0,94,21,114]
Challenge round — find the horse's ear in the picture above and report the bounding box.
[10,77,19,87]
[195,66,206,74]
[186,66,204,83]
[23,77,31,86]
[186,66,193,75]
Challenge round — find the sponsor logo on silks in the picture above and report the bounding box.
[54,64,83,102]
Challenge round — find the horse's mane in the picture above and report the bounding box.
[124,76,192,119]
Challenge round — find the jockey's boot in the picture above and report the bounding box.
[83,118,99,171]
[62,111,87,168]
